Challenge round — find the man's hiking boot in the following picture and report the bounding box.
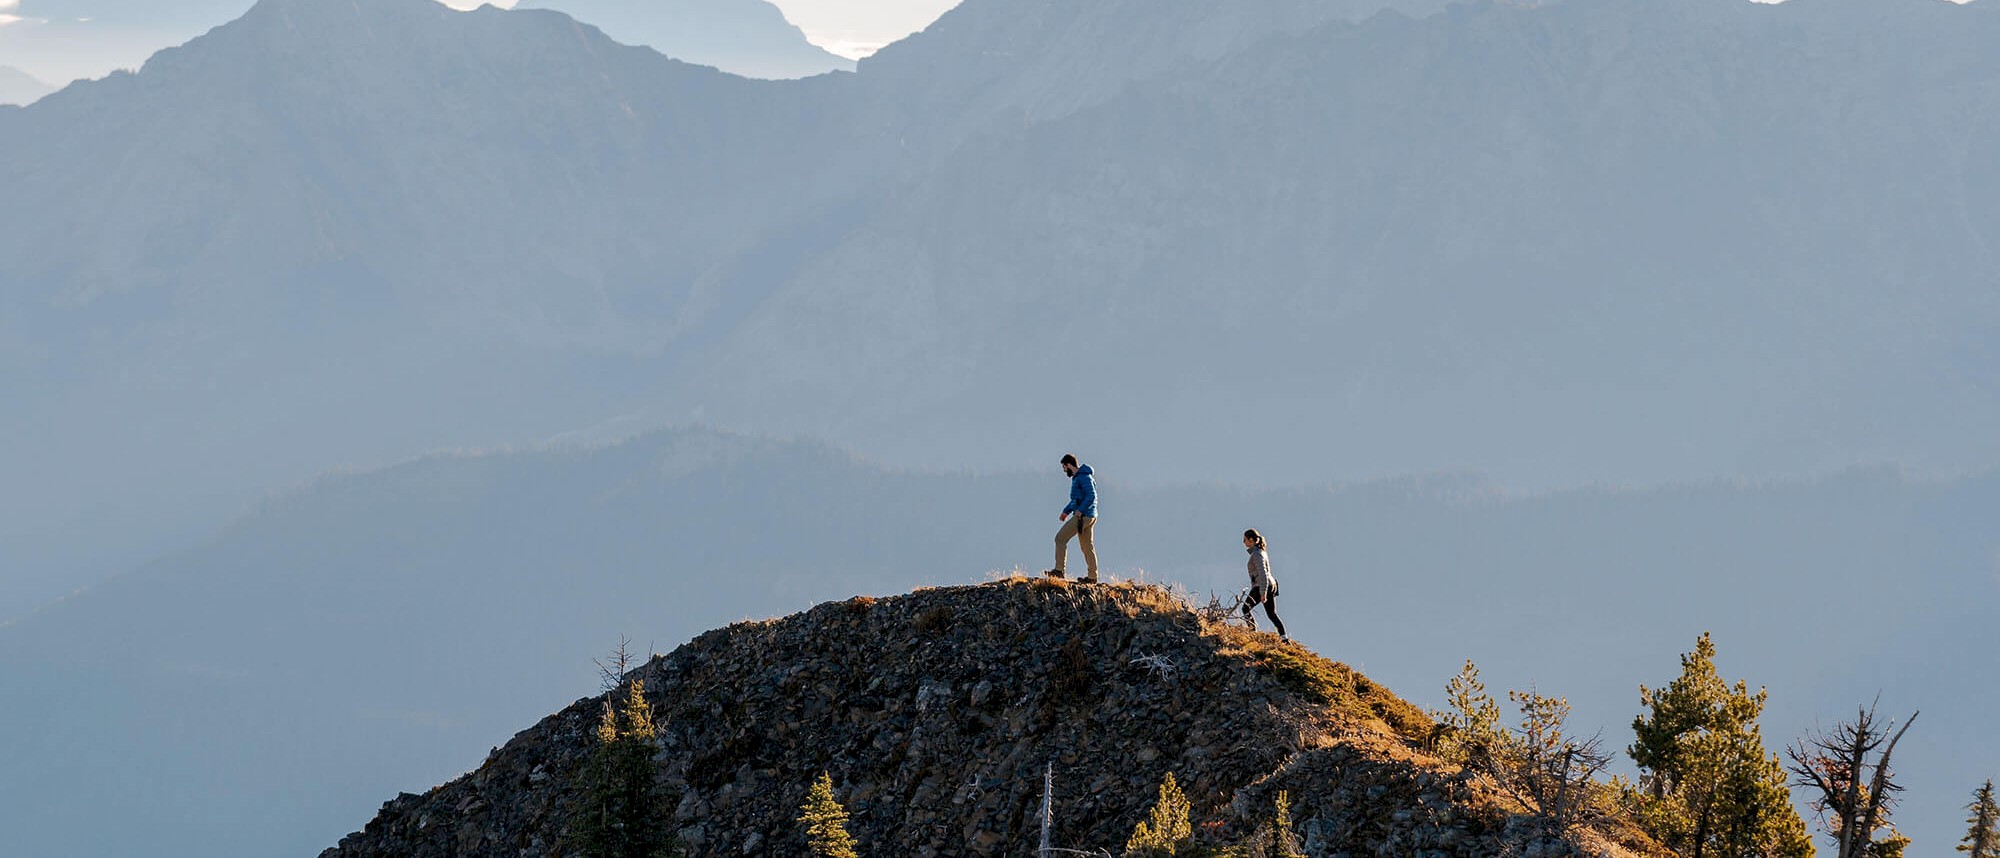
[1084,575,1100,584]
[1042,568,1065,579]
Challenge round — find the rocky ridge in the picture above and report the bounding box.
[323,579,1663,857]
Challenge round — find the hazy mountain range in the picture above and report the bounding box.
[733,0,2000,491]
[0,64,54,105]
[5,0,1997,613]
[514,0,855,78]
[3,0,1998,853]
[0,0,855,85]
[0,428,1990,855]
[0,0,850,615]
[0,0,1477,614]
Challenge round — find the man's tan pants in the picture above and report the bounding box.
[1055,515,1098,580]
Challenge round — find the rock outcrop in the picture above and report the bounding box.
[323,579,1661,857]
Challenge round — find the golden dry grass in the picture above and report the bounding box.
[1204,621,1434,743]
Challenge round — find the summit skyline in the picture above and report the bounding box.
[0,0,957,89]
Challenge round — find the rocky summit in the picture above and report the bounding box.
[322,579,1661,857]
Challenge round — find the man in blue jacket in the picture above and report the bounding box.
[1047,453,1099,582]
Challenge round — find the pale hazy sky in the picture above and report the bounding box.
[743,0,961,57]
[731,0,961,58]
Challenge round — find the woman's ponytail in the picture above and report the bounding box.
[1243,528,1266,550]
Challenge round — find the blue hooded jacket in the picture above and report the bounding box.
[1062,464,1098,519]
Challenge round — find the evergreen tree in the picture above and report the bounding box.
[1269,790,1303,858]
[1962,780,2000,858]
[1870,831,1911,858]
[1125,772,1195,856]
[1435,659,1503,766]
[799,771,860,858]
[1628,633,1812,858]
[573,679,678,858]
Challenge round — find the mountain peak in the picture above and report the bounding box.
[241,0,448,16]
[137,0,474,75]
[323,579,1659,856]
[0,65,55,106]
[234,0,451,26]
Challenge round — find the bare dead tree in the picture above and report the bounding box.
[1196,589,1253,628]
[1786,703,1919,858]
[1039,761,1054,858]
[595,634,637,693]
[1495,738,1614,840]
[1481,688,1614,841]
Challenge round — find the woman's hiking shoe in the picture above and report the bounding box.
[1042,568,1065,578]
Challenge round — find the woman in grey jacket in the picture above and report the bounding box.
[1242,529,1287,640]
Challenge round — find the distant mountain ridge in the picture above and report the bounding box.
[689,0,2000,486]
[0,65,54,105]
[0,0,845,85]
[0,0,1466,614]
[859,0,1455,126]
[514,0,855,78]
[0,0,860,613]
[4,0,1995,549]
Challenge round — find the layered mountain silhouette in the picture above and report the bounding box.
[0,428,1992,855]
[0,0,852,614]
[6,0,1999,609]
[514,0,855,78]
[699,0,2000,490]
[0,0,850,85]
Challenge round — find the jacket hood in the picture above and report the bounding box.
[1075,464,1093,476]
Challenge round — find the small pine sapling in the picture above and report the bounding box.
[1269,790,1303,858]
[572,670,678,858]
[1434,659,1502,766]
[1125,772,1194,856]
[800,771,861,858]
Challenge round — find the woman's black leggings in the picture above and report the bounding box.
[1244,590,1287,638]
